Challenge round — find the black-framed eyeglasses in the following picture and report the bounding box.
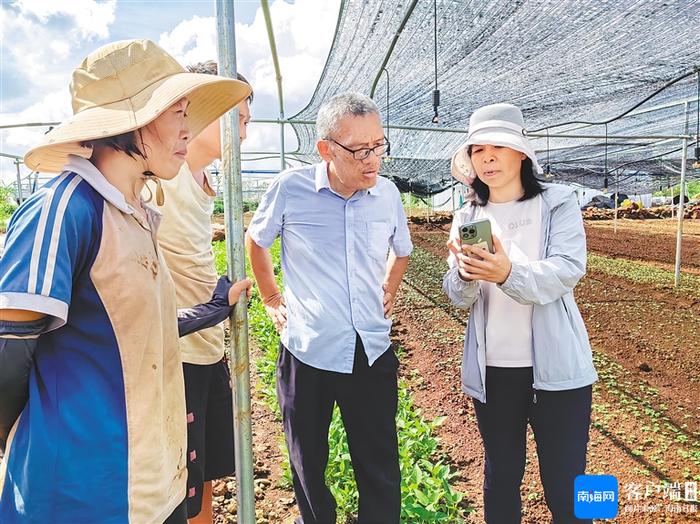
[327,137,391,160]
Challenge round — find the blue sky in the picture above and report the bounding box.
[0,0,339,183]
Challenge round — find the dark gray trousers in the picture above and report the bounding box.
[277,335,401,524]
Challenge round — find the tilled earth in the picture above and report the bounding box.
[584,219,700,272]
[397,219,700,523]
[214,218,699,523]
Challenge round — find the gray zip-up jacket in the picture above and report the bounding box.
[442,183,598,402]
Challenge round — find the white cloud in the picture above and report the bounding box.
[3,89,72,146]
[0,1,116,183]
[12,0,116,40]
[0,0,338,184]
[158,15,216,67]
[156,0,339,173]
[50,40,71,59]
[158,0,339,115]
[1,89,72,184]
[0,0,117,108]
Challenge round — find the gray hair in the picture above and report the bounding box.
[316,92,381,139]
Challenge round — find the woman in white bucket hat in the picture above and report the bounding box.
[443,103,597,524]
[0,39,251,523]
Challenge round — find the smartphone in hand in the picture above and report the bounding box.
[459,219,494,254]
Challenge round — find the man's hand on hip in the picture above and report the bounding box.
[382,283,395,318]
[263,292,287,332]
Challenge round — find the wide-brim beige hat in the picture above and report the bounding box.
[24,39,251,173]
[451,103,543,186]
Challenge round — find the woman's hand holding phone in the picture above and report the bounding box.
[448,235,512,284]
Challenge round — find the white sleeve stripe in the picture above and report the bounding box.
[41,175,83,296]
[28,173,69,294]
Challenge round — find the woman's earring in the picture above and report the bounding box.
[142,179,154,203]
[143,170,165,206]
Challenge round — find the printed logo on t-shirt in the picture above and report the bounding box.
[508,218,533,230]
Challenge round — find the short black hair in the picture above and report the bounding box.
[469,153,544,206]
[186,60,254,103]
[81,131,145,159]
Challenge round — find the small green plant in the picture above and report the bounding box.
[653,180,700,199]
[401,192,430,213]
[212,198,259,215]
[0,185,18,233]
[243,200,259,213]
[587,253,700,299]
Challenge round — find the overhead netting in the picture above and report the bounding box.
[288,0,700,195]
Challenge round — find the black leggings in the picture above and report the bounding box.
[473,366,593,524]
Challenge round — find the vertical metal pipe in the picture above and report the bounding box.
[280,117,285,171]
[260,0,285,172]
[15,160,23,205]
[674,102,691,287]
[386,71,390,139]
[674,137,689,287]
[613,172,618,235]
[670,179,674,219]
[215,1,255,521]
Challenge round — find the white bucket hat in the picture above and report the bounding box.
[24,39,251,173]
[451,103,543,187]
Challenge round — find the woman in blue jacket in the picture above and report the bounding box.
[443,103,597,524]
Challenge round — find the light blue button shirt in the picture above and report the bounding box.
[248,161,413,373]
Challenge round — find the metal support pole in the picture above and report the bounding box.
[674,137,689,287]
[280,119,285,171]
[260,0,285,172]
[215,2,255,522]
[614,172,618,234]
[15,160,23,205]
[670,180,674,219]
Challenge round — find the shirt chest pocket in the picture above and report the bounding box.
[365,220,392,261]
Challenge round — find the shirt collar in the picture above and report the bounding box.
[314,161,382,197]
[63,154,163,225]
[63,154,135,214]
[314,161,331,192]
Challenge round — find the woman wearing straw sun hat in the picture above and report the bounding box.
[443,103,597,523]
[0,39,251,523]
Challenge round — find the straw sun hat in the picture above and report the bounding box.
[450,103,543,187]
[24,39,251,173]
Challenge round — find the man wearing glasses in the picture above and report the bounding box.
[246,92,412,523]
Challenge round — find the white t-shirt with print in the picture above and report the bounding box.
[473,195,542,367]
